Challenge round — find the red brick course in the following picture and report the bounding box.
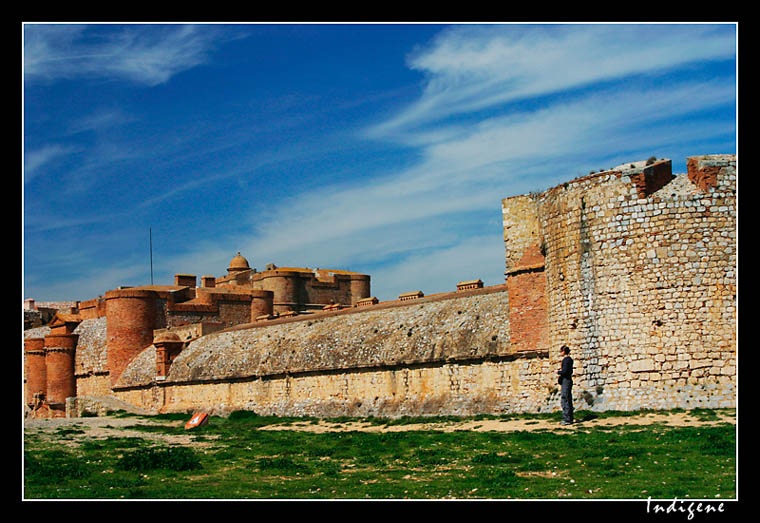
[628,160,674,198]
[506,244,549,353]
[687,157,721,192]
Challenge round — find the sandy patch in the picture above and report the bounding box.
[257,411,736,434]
[23,416,208,448]
[24,410,735,444]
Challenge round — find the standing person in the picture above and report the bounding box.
[557,345,574,425]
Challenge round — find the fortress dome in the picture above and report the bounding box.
[228,252,251,273]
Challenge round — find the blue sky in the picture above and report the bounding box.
[23,23,737,303]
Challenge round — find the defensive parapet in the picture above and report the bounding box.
[78,297,106,319]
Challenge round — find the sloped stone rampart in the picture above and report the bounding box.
[110,289,559,417]
[118,290,513,388]
[72,317,111,397]
[24,326,51,339]
[73,318,108,375]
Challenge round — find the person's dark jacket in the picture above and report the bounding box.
[558,356,573,384]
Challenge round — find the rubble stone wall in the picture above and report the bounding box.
[503,154,737,412]
[72,317,111,397]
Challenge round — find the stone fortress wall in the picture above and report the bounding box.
[24,154,737,418]
[502,154,736,412]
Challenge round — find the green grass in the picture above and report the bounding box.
[23,408,736,500]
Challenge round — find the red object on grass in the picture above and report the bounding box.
[185,412,209,429]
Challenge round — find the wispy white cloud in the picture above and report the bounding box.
[24,24,229,86]
[66,108,136,135]
[369,24,735,139]
[228,78,733,273]
[368,233,507,300]
[212,24,735,298]
[24,144,79,184]
[56,24,735,301]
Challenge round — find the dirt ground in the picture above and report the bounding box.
[258,410,737,434]
[23,415,208,448]
[23,410,736,447]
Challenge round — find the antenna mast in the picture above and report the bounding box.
[150,227,154,285]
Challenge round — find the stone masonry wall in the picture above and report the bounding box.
[113,288,564,416]
[116,355,556,418]
[72,317,111,397]
[504,154,737,411]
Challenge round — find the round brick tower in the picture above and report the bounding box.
[43,333,78,417]
[268,271,300,313]
[24,337,46,407]
[250,289,274,320]
[348,274,371,305]
[105,289,157,386]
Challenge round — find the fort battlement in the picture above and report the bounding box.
[24,154,736,419]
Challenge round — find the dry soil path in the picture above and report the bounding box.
[24,410,736,447]
[256,411,736,434]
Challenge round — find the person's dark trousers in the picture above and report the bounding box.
[560,378,574,423]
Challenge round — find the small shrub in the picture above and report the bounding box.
[25,451,89,485]
[55,427,85,436]
[116,446,201,472]
[415,449,451,466]
[485,469,520,488]
[689,408,719,422]
[471,452,524,465]
[228,410,260,421]
[318,461,342,477]
[256,456,311,474]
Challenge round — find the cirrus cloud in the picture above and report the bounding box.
[23,24,233,86]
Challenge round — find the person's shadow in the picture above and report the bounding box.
[573,413,599,424]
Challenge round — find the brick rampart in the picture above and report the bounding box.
[506,244,548,353]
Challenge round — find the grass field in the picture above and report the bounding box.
[23,408,736,500]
